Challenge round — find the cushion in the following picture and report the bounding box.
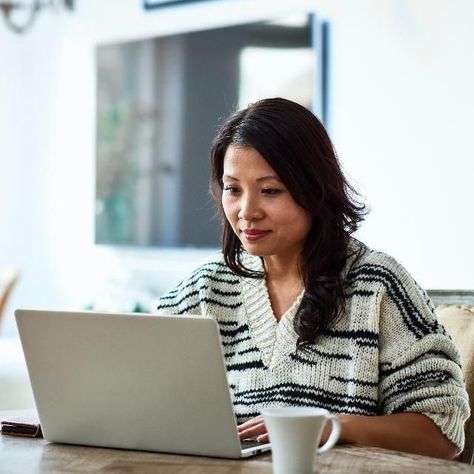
[436,304,474,464]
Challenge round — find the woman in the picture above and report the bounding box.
[156,97,469,458]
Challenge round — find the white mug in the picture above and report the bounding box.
[262,407,341,474]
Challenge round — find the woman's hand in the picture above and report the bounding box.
[237,415,269,443]
[237,414,333,444]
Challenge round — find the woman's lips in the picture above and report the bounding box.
[242,229,271,242]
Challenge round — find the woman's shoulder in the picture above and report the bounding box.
[346,239,440,331]
[183,253,239,285]
[155,253,239,314]
[346,238,421,291]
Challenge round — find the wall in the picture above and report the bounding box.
[1,0,473,337]
[326,0,474,291]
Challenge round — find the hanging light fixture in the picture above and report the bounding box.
[0,0,74,34]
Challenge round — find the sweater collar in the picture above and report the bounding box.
[239,253,303,369]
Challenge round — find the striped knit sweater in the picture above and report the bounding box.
[156,240,470,451]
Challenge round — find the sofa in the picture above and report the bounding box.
[434,303,474,464]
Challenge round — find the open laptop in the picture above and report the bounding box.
[15,309,271,458]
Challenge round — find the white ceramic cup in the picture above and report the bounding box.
[262,407,341,474]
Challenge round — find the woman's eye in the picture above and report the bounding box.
[223,186,239,194]
[262,188,282,195]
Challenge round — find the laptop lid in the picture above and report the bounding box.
[15,309,269,458]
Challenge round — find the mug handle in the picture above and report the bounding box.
[316,415,341,454]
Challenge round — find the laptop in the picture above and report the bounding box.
[15,309,271,458]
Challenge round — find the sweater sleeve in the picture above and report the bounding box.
[376,255,470,452]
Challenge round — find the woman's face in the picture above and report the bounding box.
[222,145,312,262]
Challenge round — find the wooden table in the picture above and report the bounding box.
[1,432,473,474]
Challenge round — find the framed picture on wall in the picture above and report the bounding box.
[143,0,211,9]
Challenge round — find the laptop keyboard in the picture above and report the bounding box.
[241,439,265,450]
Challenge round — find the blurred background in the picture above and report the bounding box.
[1,0,473,344]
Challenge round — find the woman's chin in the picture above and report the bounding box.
[241,243,270,257]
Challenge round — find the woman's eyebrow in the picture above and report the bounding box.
[256,175,281,182]
[222,174,281,182]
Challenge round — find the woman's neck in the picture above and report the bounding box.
[263,254,304,321]
[263,254,303,284]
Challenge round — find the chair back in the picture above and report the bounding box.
[436,304,474,464]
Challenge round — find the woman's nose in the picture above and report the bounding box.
[238,195,263,221]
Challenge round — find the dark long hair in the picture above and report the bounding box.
[210,98,367,347]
